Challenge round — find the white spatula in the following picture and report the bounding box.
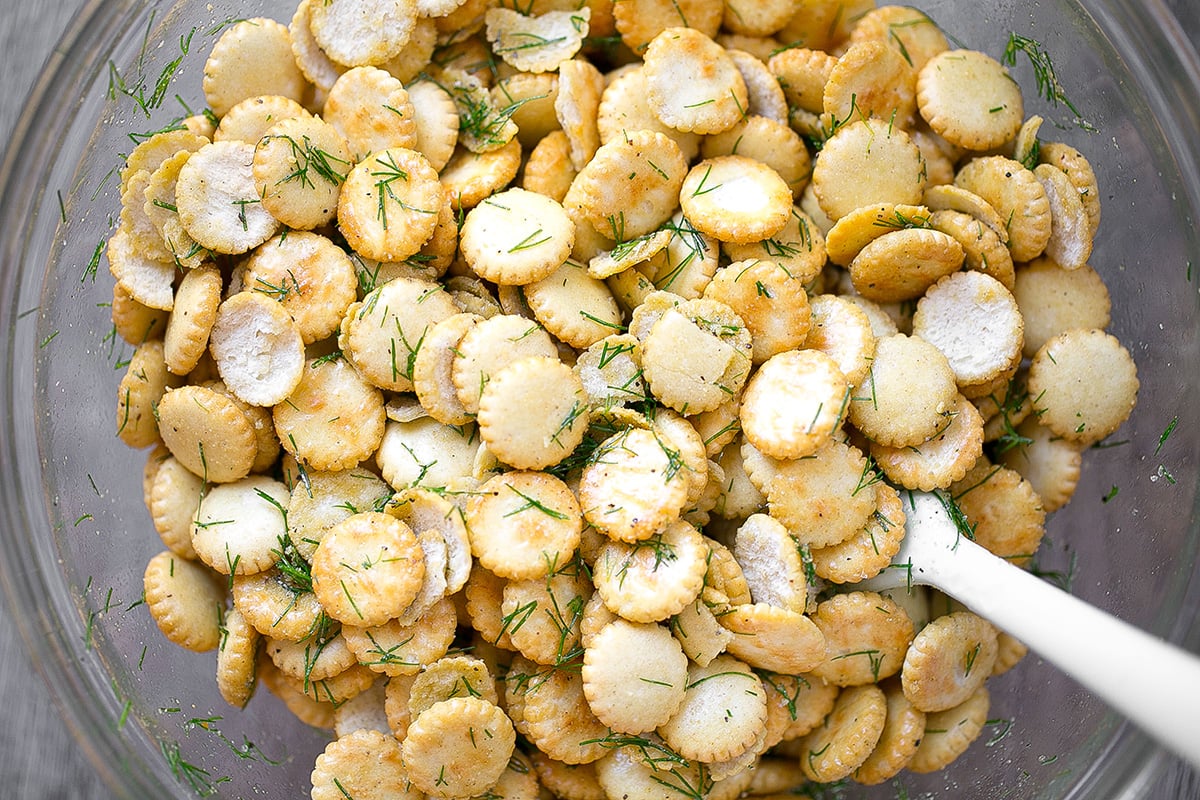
[855,490,1200,769]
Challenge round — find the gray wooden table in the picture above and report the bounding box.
[0,4,109,796]
[2,1,1199,798]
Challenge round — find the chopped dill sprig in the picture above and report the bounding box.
[82,237,106,283]
[271,533,312,595]
[1001,33,1095,132]
[264,133,350,188]
[873,207,931,230]
[932,488,976,548]
[1029,547,1078,593]
[161,740,228,797]
[504,484,570,520]
[1155,415,1178,456]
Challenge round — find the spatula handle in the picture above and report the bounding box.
[902,491,1200,770]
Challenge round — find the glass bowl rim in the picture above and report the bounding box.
[1,1,1198,798]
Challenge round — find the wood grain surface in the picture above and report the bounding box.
[0,3,104,797]
[0,1,1197,798]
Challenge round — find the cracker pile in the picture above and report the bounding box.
[108,0,1139,796]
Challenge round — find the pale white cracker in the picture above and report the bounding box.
[375,416,479,490]
[657,654,767,763]
[176,141,281,255]
[739,348,849,460]
[323,66,418,160]
[309,0,418,68]
[191,474,291,576]
[459,188,576,285]
[643,27,748,135]
[106,227,174,313]
[202,18,307,118]
[208,291,305,408]
[486,7,590,73]
[917,49,1024,151]
[911,270,1024,393]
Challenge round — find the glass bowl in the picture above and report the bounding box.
[1,0,1198,798]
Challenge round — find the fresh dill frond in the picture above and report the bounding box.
[1001,33,1095,132]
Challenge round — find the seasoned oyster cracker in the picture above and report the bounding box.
[524,260,623,349]
[215,607,260,709]
[191,475,291,575]
[401,697,516,797]
[812,120,927,222]
[907,687,990,773]
[613,0,723,53]
[477,356,589,469]
[679,155,794,245]
[718,602,826,675]
[343,596,457,677]
[486,7,590,73]
[917,50,1024,150]
[310,511,426,626]
[163,264,221,376]
[311,728,421,800]
[740,348,848,459]
[156,383,257,483]
[272,356,386,472]
[465,470,582,579]
[459,187,575,285]
[954,155,1052,263]
[566,129,688,240]
[658,654,767,763]
[116,339,178,449]
[811,481,907,584]
[851,5,949,70]
[177,141,282,255]
[800,684,888,782]
[323,66,417,160]
[143,550,225,652]
[804,293,877,388]
[337,148,443,262]
[1027,328,1138,446]
[308,0,417,68]
[853,678,927,785]
[823,40,917,127]
[766,439,877,549]
[339,276,459,393]
[214,94,310,144]
[701,114,811,198]
[582,618,688,733]
[1013,256,1112,358]
[902,611,999,713]
[591,520,709,623]
[643,27,748,134]
[202,18,307,118]
[242,231,357,345]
